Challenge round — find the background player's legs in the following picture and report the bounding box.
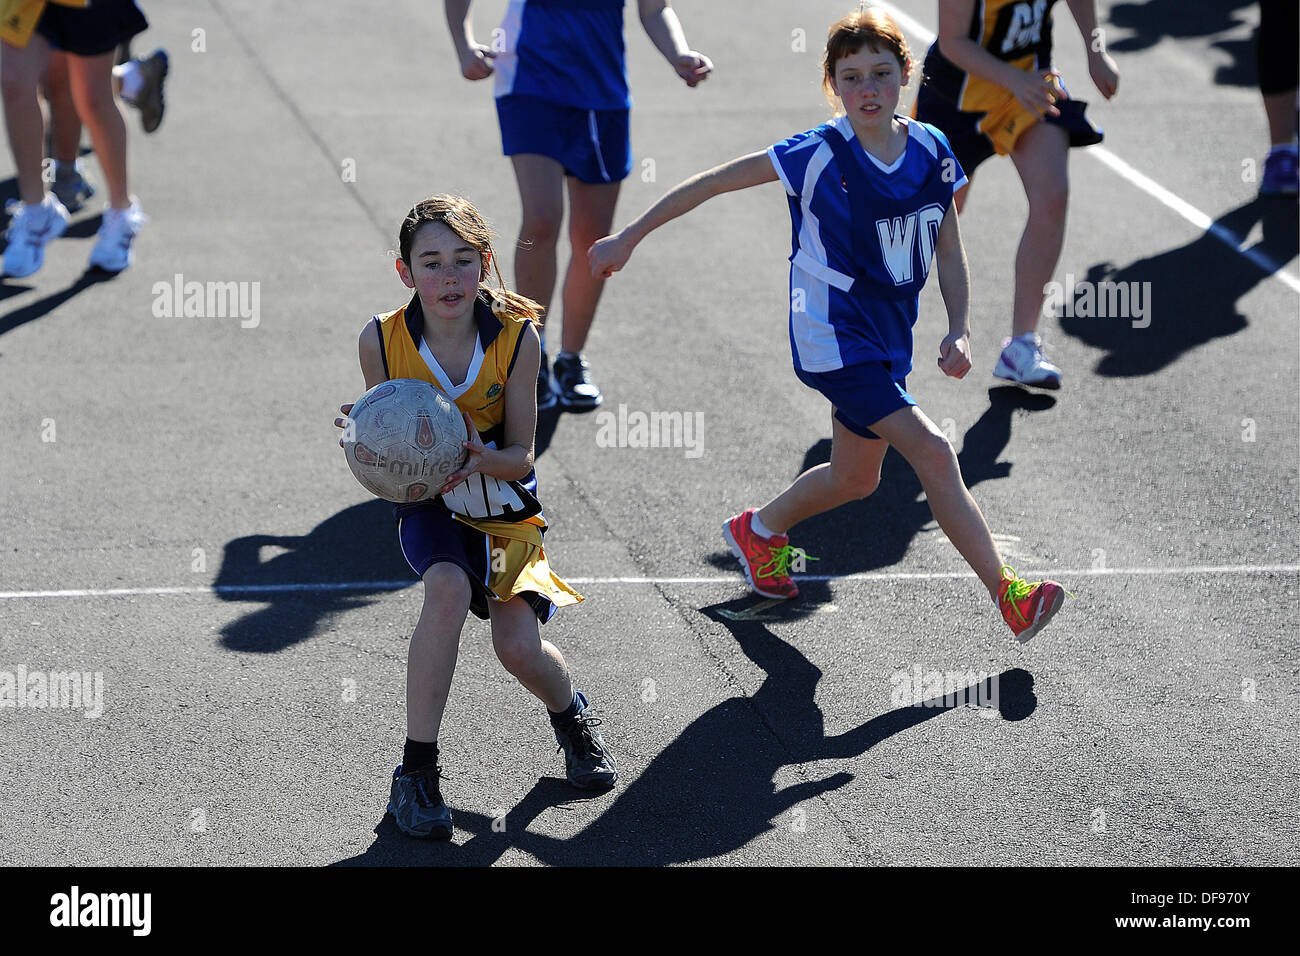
[44,53,97,213]
[757,415,889,534]
[1264,90,1297,146]
[1009,121,1070,338]
[868,405,1004,599]
[44,53,80,165]
[2,36,52,205]
[406,563,471,742]
[488,595,572,712]
[1257,0,1298,193]
[559,176,621,354]
[65,50,129,208]
[1259,0,1298,147]
[510,153,565,321]
[46,49,133,162]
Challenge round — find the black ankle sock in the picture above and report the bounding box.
[402,738,439,775]
[548,691,581,728]
[556,350,580,363]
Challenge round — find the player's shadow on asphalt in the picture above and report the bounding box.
[701,386,1055,595]
[213,411,565,654]
[0,269,115,340]
[535,402,560,458]
[213,499,417,653]
[1057,197,1298,378]
[1107,0,1258,84]
[331,607,1036,867]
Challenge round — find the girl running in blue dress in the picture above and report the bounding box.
[590,6,1067,641]
[445,0,712,411]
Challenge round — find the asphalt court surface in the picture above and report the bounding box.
[0,1,1296,866]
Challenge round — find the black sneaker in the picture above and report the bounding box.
[126,49,169,134]
[50,165,94,213]
[553,692,618,790]
[552,352,602,410]
[387,763,454,839]
[537,350,558,411]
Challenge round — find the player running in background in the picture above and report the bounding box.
[334,195,617,839]
[914,0,1119,389]
[444,0,712,411]
[1256,0,1298,196]
[590,7,1067,642]
[1,0,150,277]
[44,40,168,211]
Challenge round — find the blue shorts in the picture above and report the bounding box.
[496,93,632,184]
[914,81,1104,176]
[396,503,552,623]
[795,361,916,441]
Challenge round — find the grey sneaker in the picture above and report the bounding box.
[51,165,95,213]
[125,49,169,134]
[387,763,453,839]
[553,692,618,790]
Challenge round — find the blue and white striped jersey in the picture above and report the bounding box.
[768,115,967,375]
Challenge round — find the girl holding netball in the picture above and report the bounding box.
[914,0,1120,388]
[590,7,1066,641]
[336,195,617,839]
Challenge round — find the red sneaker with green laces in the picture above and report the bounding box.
[722,508,810,600]
[998,565,1066,642]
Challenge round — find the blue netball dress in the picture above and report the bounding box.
[493,0,633,183]
[768,115,967,437]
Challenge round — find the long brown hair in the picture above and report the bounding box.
[398,195,544,325]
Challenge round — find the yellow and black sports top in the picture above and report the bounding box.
[921,0,1059,113]
[373,290,542,526]
[371,291,581,615]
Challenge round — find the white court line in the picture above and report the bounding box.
[876,1,1300,295]
[0,564,1296,600]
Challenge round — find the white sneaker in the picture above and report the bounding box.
[993,332,1062,389]
[3,194,70,278]
[87,201,146,273]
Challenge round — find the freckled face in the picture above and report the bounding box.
[397,221,485,323]
[831,47,909,130]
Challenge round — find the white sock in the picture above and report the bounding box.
[115,60,145,102]
[750,511,778,539]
